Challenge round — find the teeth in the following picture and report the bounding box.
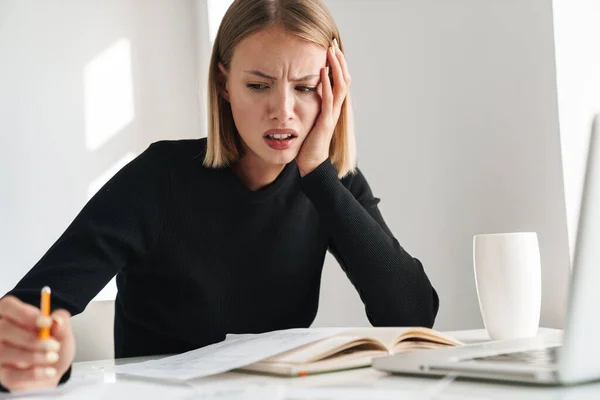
[267,133,293,140]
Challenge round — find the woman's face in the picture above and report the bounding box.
[219,26,327,168]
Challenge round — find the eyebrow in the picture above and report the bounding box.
[243,70,320,82]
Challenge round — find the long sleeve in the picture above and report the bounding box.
[300,159,439,327]
[0,143,169,392]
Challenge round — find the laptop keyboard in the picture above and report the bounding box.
[471,346,560,367]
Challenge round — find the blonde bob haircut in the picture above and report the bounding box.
[203,0,357,178]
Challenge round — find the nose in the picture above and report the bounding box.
[269,86,294,122]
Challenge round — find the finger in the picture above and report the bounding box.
[320,63,333,118]
[0,318,60,352]
[328,44,347,119]
[0,296,43,331]
[333,38,351,84]
[0,318,38,350]
[49,309,71,341]
[328,42,345,98]
[0,365,58,391]
[0,342,59,368]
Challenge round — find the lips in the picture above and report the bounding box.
[263,129,298,151]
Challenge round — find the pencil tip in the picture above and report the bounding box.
[42,286,51,294]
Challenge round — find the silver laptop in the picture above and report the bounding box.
[373,115,600,385]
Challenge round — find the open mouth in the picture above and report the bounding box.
[263,132,298,150]
[264,133,297,140]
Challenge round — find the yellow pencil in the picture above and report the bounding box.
[39,286,51,340]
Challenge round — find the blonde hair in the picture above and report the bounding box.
[203,0,357,178]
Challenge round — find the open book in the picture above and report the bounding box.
[237,327,464,377]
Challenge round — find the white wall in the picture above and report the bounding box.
[312,0,570,330]
[0,0,202,299]
[552,0,600,262]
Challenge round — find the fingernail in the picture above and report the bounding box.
[45,352,59,363]
[36,316,53,329]
[333,38,339,49]
[44,367,57,378]
[38,339,61,352]
[325,66,329,75]
[52,316,64,327]
[15,361,30,369]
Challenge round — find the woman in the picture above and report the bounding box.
[0,0,439,392]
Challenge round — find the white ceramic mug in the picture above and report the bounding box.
[473,232,541,340]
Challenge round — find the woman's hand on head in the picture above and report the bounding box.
[0,296,76,392]
[296,38,351,177]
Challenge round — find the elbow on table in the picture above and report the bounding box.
[367,286,439,328]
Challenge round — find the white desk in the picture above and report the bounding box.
[5,328,600,399]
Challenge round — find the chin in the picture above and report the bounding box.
[260,148,299,166]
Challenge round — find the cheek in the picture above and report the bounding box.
[230,91,261,126]
[298,94,322,122]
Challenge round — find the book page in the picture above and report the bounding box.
[261,335,388,363]
[341,327,413,350]
[114,328,348,381]
[337,327,464,351]
[393,327,464,349]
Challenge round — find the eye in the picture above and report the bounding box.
[296,86,317,93]
[247,83,269,91]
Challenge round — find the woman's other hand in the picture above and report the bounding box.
[0,295,75,392]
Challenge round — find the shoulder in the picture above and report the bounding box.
[127,138,208,179]
[147,138,207,161]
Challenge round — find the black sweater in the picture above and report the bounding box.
[2,138,438,390]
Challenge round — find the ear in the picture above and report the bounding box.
[217,62,230,102]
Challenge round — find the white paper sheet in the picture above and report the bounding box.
[114,328,348,381]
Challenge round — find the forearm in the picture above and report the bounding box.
[301,160,439,327]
